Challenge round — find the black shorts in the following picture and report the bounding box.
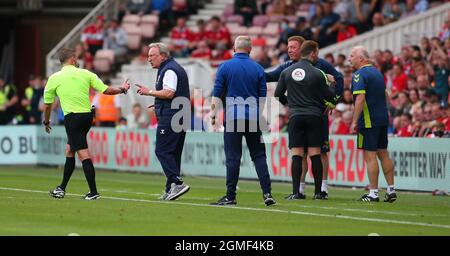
[357,126,388,151]
[288,115,323,149]
[321,115,330,153]
[64,112,93,151]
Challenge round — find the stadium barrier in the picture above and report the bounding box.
[0,125,448,192]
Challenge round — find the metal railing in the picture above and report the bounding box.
[45,0,119,77]
[320,2,450,57]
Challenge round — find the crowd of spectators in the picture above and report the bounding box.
[270,31,450,138]
[165,0,445,69]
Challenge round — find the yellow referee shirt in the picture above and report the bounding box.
[44,65,108,116]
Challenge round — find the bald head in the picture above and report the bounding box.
[349,46,371,70]
[234,35,252,54]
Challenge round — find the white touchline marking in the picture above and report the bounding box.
[294,204,448,217]
[98,189,212,201]
[1,186,449,230]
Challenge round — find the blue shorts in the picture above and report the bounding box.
[357,126,388,151]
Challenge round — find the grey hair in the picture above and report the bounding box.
[352,46,370,60]
[234,36,252,52]
[148,42,170,57]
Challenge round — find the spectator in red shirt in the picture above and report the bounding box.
[190,19,208,42]
[205,16,231,49]
[391,63,408,96]
[396,113,413,137]
[81,15,105,56]
[191,40,211,60]
[337,110,353,135]
[439,106,450,131]
[210,42,232,67]
[252,34,267,48]
[337,21,358,43]
[169,16,193,57]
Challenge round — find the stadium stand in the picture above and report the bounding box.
[0,0,449,137]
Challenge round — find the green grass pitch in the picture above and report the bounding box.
[0,166,449,235]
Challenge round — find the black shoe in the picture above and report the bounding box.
[263,193,276,206]
[49,186,65,199]
[284,193,306,200]
[359,193,380,202]
[313,193,325,200]
[384,192,397,203]
[320,191,329,200]
[82,192,100,200]
[210,195,237,206]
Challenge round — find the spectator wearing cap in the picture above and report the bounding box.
[81,15,105,56]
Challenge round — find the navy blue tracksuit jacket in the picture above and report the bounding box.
[213,52,272,199]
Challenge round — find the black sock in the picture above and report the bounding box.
[291,155,302,195]
[60,157,75,190]
[82,159,97,195]
[310,155,323,194]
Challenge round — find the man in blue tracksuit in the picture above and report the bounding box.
[136,42,190,201]
[210,36,276,206]
[266,36,343,199]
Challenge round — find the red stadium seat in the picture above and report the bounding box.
[262,23,279,37]
[141,23,156,38]
[223,4,234,18]
[247,26,263,36]
[122,14,141,25]
[226,15,244,26]
[252,15,269,27]
[93,49,114,73]
[141,14,159,27]
[123,25,142,50]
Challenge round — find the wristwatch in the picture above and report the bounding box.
[43,120,50,126]
[120,87,127,94]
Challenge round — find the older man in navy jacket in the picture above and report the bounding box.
[210,36,276,206]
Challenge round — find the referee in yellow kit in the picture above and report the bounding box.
[44,48,130,200]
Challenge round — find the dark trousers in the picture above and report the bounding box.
[155,116,186,192]
[224,120,272,200]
